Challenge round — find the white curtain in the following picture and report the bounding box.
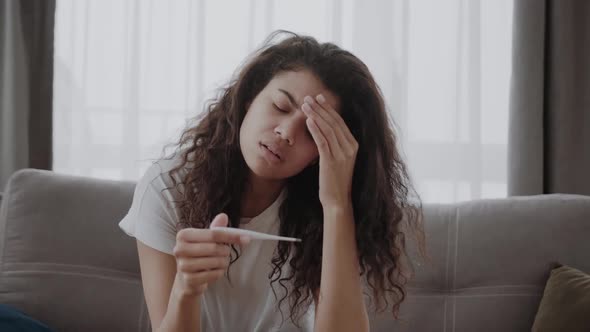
[53,0,513,203]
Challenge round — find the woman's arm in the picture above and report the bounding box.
[156,274,202,332]
[313,204,370,332]
[299,94,368,330]
[137,240,201,332]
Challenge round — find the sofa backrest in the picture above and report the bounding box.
[0,168,589,331]
[369,192,590,331]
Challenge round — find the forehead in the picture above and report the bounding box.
[267,70,341,113]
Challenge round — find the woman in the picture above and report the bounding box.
[119,30,427,331]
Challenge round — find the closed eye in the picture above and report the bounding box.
[273,104,288,113]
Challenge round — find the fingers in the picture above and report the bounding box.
[173,213,243,296]
[313,94,357,149]
[177,256,230,273]
[304,112,332,157]
[209,213,228,228]
[304,95,345,144]
[173,242,231,258]
[181,269,226,286]
[303,97,339,158]
[302,95,358,158]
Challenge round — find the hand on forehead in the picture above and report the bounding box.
[272,70,342,113]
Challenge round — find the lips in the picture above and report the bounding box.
[260,142,283,161]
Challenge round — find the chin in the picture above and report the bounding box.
[247,159,302,181]
[242,153,282,179]
[248,161,289,180]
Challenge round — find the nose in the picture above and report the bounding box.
[274,113,307,146]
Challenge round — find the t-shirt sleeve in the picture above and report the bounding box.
[118,162,179,255]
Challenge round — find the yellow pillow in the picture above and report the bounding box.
[532,264,590,332]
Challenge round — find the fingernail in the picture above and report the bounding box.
[304,96,314,104]
[316,94,325,103]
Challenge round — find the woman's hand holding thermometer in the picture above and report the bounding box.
[172,213,300,298]
[172,213,248,297]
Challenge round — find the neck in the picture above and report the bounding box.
[240,173,284,219]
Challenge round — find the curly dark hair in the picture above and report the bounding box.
[158,30,427,327]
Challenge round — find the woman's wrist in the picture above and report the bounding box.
[172,273,203,300]
[157,273,202,332]
[323,202,354,219]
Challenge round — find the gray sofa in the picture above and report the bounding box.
[0,168,589,332]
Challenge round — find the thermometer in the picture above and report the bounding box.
[211,226,301,242]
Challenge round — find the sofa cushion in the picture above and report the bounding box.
[531,264,590,332]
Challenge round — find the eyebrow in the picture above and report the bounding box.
[278,89,300,109]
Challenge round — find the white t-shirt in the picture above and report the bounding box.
[118,156,315,331]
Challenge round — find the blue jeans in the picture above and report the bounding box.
[0,304,55,332]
